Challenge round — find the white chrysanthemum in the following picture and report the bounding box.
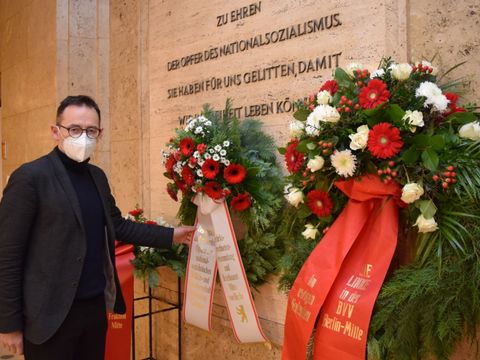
[415,81,450,112]
[459,121,480,141]
[330,150,357,177]
[213,154,220,161]
[316,90,332,105]
[391,63,413,81]
[205,121,212,126]
[198,159,205,166]
[193,151,200,158]
[346,62,363,77]
[214,145,222,152]
[220,149,227,156]
[194,126,203,134]
[196,169,203,177]
[349,125,369,151]
[223,140,230,147]
[204,153,212,159]
[306,105,340,135]
[289,120,305,137]
[208,148,214,154]
[370,69,385,79]
[224,159,231,166]
[402,110,424,132]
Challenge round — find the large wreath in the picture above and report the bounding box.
[135,102,284,287]
[278,58,480,359]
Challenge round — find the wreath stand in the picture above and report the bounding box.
[131,276,183,360]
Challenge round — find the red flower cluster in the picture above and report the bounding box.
[445,92,466,116]
[367,122,404,159]
[202,159,220,179]
[203,181,225,200]
[320,80,339,95]
[224,164,247,184]
[165,155,175,175]
[181,166,195,185]
[285,140,305,173]
[306,190,333,217]
[359,79,390,109]
[128,208,143,217]
[231,193,252,212]
[179,137,195,156]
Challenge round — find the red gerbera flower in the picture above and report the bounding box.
[166,183,178,201]
[444,92,466,116]
[202,159,220,179]
[367,122,404,159]
[306,190,333,217]
[359,79,390,109]
[181,166,195,186]
[224,163,247,184]
[203,181,224,200]
[231,193,252,212]
[320,80,339,95]
[179,137,195,157]
[165,155,176,174]
[285,140,305,173]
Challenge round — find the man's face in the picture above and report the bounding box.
[51,105,101,152]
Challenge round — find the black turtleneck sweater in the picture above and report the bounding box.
[55,147,106,299]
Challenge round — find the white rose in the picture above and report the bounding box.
[459,121,480,141]
[349,125,369,151]
[285,188,304,208]
[302,224,319,240]
[317,90,332,105]
[415,214,439,233]
[307,156,325,172]
[346,62,363,77]
[401,183,424,204]
[391,63,413,81]
[289,120,305,137]
[402,110,424,132]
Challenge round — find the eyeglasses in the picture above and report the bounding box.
[58,125,102,139]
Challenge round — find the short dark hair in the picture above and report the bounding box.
[56,95,101,125]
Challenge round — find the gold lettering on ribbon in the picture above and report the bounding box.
[236,305,248,323]
[291,298,311,322]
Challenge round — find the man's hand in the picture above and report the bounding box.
[173,226,196,245]
[0,331,23,355]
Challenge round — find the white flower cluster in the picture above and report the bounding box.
[415,81,450,113]
[184,115,212,137]
[161,150,170,164]
[193,141,232,176]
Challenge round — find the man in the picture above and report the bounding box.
[0,95,194,359]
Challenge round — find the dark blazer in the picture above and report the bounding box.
[0,149,173,344]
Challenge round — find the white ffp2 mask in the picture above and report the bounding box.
[61,131,97,162]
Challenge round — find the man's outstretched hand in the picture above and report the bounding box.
[173,226,196,245]
[0,331,23,355]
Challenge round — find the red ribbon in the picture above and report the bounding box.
[105,242,135,360]
[282,175,402,360]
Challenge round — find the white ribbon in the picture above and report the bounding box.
[183,193,267,343]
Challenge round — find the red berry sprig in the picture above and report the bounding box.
[432,165,457,189]
[377,161,398,184]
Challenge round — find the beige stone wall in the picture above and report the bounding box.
[0,0,57,185]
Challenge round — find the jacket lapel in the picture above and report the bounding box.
[47,150,85,231]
